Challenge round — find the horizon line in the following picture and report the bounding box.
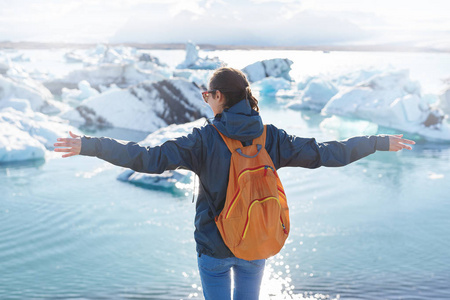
[1,41,449,53]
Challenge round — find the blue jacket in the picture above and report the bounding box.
[80,99,390,258]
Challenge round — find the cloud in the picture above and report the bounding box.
[110,1,371,45]
[0,0,449,46]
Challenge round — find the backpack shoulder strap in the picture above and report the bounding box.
[212,125,243,152]
[253,125,267,147]
[212,124,267,152]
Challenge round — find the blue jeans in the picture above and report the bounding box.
[197,254,266,300]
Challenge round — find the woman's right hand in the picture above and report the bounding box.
[387,134,415,151]
[54,131,82,158]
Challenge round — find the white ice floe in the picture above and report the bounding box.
[252,77,292,96]
[48,45,172,94]
[45,62,169,94]
[242,58,293,83]
[116,118,207,192]
[173,69,212,89]
[438,87,450,115]
[176,41,224,70]
[62,78,212,132]
[11,53,31,62]
[334,68,384,87]
[289,78,338,110]
[0,100,78,163]
[61,80,99,103]
[321,69,450,141]
[137,52,167,67]
[0,52,11,74]
[64,44,137,66]
[290,69,385,111]
[0,73,63,114]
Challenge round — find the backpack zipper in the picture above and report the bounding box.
[241,196,283,239]
[225,165,276,219]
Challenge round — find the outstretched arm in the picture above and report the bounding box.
[273,127,415,169]
[54,129,204,174]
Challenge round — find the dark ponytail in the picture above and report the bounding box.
[245,86,259,112]
[209,67,259,112]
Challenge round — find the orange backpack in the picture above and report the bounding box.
[213,125,290,260]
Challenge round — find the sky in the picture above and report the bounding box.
[0,0,449,48]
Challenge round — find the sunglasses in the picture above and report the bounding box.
[202,90,217,102]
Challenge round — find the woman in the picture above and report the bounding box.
[54,67,415,300]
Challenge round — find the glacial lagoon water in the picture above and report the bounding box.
[1,49,450,299]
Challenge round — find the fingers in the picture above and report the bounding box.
[399,138,415,145]
[54,133,82,158]
[54,140,78,147]
[54,148,74,153]
[62,152,78,158]
[388,134,415,151]
[56,138,75,143]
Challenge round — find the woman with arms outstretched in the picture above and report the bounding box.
[54,67,415,300]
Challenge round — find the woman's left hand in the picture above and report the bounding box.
[388,134,415,151]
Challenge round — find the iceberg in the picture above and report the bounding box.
[251,77,291,96]
[0,73,62,114]
[297,75,318,90]
[289,78,338,111]
[117,168,192,193]
[116,118,207,192]
[138,52,167,67]
[49,45,172,95]
[0,52,11,74]
[173,69,212,90]
[438,87,450,115]
[11,53,31,63]
[0,100,78,163]
[64,44,137,66]
[176,41,224,70]
[44,62,169,95]
[61,78,212,132]
[61,80,100,104]
[242,58,293,83]
[334,68,385,87]
[322,70,450,141]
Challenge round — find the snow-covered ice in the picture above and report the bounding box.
[0,73,62,114]
[0,100,78,163]
[242,58,293,83]
[438,86,450,115]
[251,77,292,96]
[45,63,169,95]
[322,70,450,141]
[289,78,338,110]
[0,52,11,74]
[62,78,212,132]
[64,44,137,66]
[62,80,99,103]
[176,41,224,70]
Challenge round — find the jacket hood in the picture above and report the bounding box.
[212,99,263,142]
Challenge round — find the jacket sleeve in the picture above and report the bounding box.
[273,127,390,169]
[79,128,203,174]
